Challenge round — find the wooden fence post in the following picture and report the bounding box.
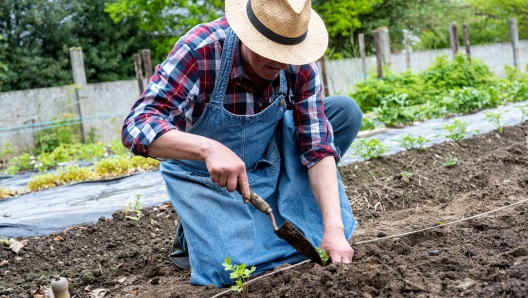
[358,33,367,79]
[142,49,153,84]
[449,22,459,58]
[69,47,86,143]
[133,54,144,96]
[319,56,330,97]
[373,30,383,79]
[404,33,411,70]
[379,27,391,68]
[509,18,520,70]
[463,24,471,62]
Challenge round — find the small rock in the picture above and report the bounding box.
[205,284,216,290]
[465,251,476,258]
[429,250,440,256]
[377,232,387,238]
[98,216,106,222]
[149,277,160,285]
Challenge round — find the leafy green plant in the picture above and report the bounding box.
[316,247,330,266]
[0,141,12,164]
[397,134,430,151]
[350,139,389,160]
[515,104,528,123]
[0,235,9,247]
[222,256,256,296]
[27,166,97,191]
[95,154,159,178]
[484,110,508,134]
[360,117,376,131]
[400,171,412,178]
[443,158,458,168]
[441,119,470,142]
[34,114,81,154]
[123,194,144,221]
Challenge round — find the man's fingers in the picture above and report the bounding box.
[237,174,251,203]
[226,175,238,192]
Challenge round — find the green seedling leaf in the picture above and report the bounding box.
[223,256,256,297]
[443,158,458,168]
[316,247,330,266]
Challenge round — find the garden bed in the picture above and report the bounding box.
[1,121,527,297]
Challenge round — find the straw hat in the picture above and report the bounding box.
[225,0,328,65]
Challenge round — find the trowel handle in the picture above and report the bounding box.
[237,185,272,215]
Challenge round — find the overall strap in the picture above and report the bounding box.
[210,28,238,106]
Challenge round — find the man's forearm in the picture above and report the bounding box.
[147,129,218,161]
[307,156,344,233]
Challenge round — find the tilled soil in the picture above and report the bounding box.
[1,121,527,298]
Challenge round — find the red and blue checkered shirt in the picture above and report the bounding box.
[122,17,339,169]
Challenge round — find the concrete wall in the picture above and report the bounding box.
[326,40,528,95]
[1,40,527,154]
[0,80,144,156]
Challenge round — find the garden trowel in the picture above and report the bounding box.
[239,186,325,266]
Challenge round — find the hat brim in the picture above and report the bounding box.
[225,0,328,65]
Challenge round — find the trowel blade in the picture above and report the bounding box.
[275,220,324,266]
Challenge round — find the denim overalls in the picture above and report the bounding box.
[160,29,356,287]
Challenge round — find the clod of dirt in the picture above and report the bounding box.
[377,232,387,238]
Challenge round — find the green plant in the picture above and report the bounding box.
[123,194,144,221]
[400,171,412,178]
[484,110,508,134]
[34,114,81,154]
[316,247,330,266]
[86,126,100,144]
[360,117,376,131]
[0,141,12,164]
[441,119,470,142]
[443,158,458,168]
[515,104,528,123]
[350,139,389,160]
[0,235,8,247]
[397,134,430,151]
[222,256,256,296]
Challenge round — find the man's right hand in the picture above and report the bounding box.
[202,141,251,203]
[147,130,251,203]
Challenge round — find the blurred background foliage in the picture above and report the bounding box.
[0,0,526,91]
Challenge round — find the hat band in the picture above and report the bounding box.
[246,0,308,46]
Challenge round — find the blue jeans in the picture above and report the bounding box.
[324,95,363,157]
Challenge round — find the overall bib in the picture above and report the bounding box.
[160,29,356,287]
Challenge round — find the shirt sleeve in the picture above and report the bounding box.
[121,43,200,157]
[291,62,340,169]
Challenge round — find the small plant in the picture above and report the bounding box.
[484,110,508,134]
[515,104,528,123]
[397,134,430,151]
[360,117,376,131]
[316,247,330,266]
[443,158,458,168]
[222,256,256,297]
[441,119,469,141]
[400,171,412,178]
[436,221,445,225]
[0,235,9,247]
[351,138,389,160]
[123,194,144,221]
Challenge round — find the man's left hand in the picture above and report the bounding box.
[320,228,354,263]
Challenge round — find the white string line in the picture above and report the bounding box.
[210,197,528,298]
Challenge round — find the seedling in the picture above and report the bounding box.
[443,158,458,168]
[515,104,528,123]
[123,194,144,221]
[0,235,9,248]
[351,138,389,160]
[484,110,508,134]
[316,248,330,266]
[441,119,469,141]
[396,134,430,151]
[222,256,256,297]
[400,171,412,178]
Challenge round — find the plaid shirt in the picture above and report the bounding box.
[122,17,339,169]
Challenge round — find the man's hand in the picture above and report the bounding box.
[202,142,251,203]
[320,227,354,263]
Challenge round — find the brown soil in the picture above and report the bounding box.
[1,121,528,298]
